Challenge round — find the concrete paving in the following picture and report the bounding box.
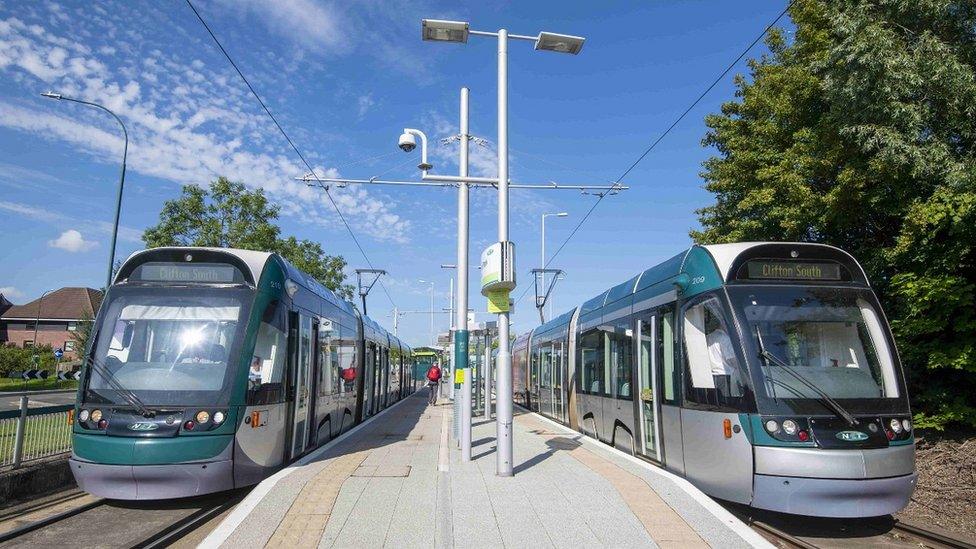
[203,392,771,549]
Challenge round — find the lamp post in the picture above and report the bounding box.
[541,212,568,321]
[40,92,128,290]
[421,19,585,477]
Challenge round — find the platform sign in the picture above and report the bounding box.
[480,242,516,295]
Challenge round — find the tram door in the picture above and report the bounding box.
[539,344,552,417]
[636,314,662,461]
[363,344,375,418]
[552,341,565,422]
[290,314,314,458]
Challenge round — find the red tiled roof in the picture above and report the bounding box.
[0,287,103,320]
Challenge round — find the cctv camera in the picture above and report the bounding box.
[398,133,417,153]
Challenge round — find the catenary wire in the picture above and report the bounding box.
[184,0,398,310]
[516,0,798,308]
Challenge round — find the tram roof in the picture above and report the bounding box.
[535,242,869,334]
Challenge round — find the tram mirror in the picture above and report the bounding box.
[673,273,691,294]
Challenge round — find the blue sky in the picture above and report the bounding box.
[0,1,789,347]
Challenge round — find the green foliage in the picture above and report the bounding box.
[143,177,354,299]
[695,0,976,429]
[0,344,59,376]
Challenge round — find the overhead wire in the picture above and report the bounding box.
[515,0,798,308]
[184,0,398,310]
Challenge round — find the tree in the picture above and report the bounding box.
[144,177,354,299]
[694,0,976,429]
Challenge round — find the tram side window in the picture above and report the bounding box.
[657,308,680,405]
[578,329,604,395]
[248,300,287,405]
[606,320,633,400]
[682,297,748,410]
[318,322,335,397]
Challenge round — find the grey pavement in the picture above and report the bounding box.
[207,392,770,549]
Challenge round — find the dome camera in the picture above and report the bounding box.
[398,133,417,153]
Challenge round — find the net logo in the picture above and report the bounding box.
[835,430,868,442]
[128,422,159,431]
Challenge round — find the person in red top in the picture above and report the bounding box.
[426,363,442,405]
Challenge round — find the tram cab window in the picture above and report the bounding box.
[248,300,287,405]
[682,296,748,409]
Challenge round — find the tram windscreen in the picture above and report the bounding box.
[85,287,249,406]
[730,287,901,402]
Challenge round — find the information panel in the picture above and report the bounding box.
[133,262,240,283]
[743,260,842,281]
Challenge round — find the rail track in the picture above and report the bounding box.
[0,489,244,548]
[723,502,976,549]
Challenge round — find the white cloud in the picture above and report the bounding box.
[216,0,346,52]
[49,229,98,252]
[0,286,24,300]
[0,199,142,243]
[357,93,374,117]
[0,10,410,243]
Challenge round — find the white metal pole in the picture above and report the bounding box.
[541,213,546,323]
[484,329,492,420]
[429,283,434,346]
[495,28,514,477]
[393,307,399,336]
[458,87,473,461]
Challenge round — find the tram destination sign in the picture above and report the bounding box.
[743,260,842,281]
[134,263,239,283]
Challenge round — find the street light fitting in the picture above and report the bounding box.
[535,32,585,55]
[556,212,568,217]
[422,19,469,43]
[40,91,63,100]
[440,264,457,269]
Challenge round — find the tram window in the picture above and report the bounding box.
[578,329,604,395]
[248,300,287,405]
[606,320,633,400]
[657,309,679,405]
[318,321,335,397]
[682,297,748,409]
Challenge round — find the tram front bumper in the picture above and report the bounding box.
[752,472,917,517]
[69,458,234,500]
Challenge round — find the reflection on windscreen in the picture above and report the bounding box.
[89,293,242,405]
[740,289,900,400]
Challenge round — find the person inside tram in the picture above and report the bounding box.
[705,314,743,397]
[249,355,263,387]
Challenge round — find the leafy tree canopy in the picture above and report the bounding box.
[695,0,976,429]
[143,177,354,299]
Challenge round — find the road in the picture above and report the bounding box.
[0,390,76,412]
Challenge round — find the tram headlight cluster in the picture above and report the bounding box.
[763,416,812,444]
[182,410,227,432]
[883,416,913,441]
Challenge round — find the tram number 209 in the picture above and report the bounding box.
[690,276,706,286]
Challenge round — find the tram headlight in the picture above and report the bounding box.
[782,420,798,435]
[78,409,90,422]
[196,411,210,424]
[901,419,911,433]
[213,411,225,425]
[889,418,903,433]
[764,420,779,433]
[90,409,102,422]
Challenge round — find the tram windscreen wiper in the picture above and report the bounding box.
[85,354,155,418]
[758,349,859,427]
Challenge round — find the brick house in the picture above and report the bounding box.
[0,287,103,360]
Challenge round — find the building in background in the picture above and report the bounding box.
[0,287,102,360]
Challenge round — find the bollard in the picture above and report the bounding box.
[12,395,28,468]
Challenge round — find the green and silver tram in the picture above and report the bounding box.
[70,247,414,499]
[514,242,916,517]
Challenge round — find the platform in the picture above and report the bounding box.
[201,393,771,548]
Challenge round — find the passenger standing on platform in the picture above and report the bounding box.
[426,363,442,405]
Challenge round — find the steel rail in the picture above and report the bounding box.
[0,498,106,543]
